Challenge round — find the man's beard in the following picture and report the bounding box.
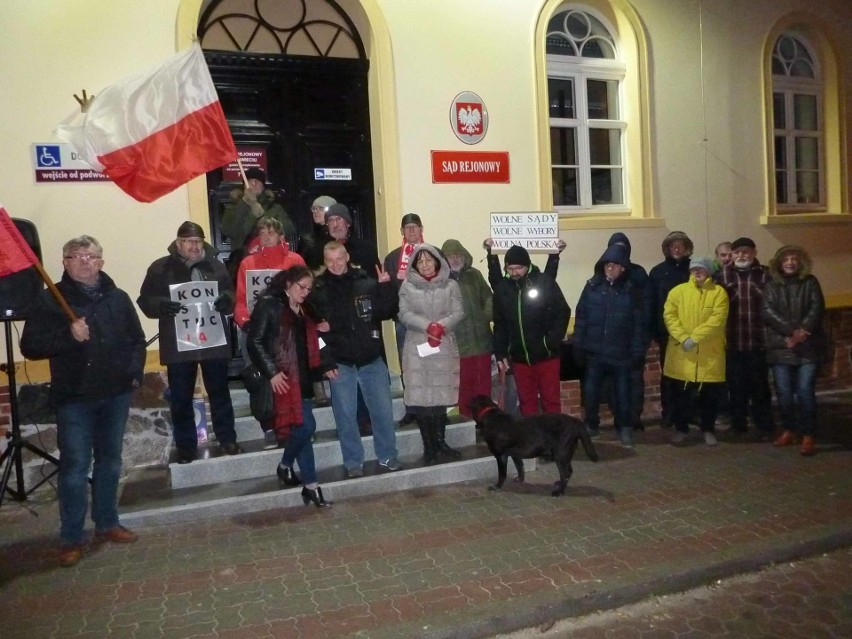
[734,258,753,269]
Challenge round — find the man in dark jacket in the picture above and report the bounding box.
[137,221,241,464]
[714,237,775,438]
[308,241,402,477]
[21,236,146,567]
[299,202,379,275]
[573,242,646,447]
[647,231,694,426]
[493,245,571,416]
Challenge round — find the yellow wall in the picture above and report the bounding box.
[2,0,851,384]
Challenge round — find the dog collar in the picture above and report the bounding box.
[475,405,498,421]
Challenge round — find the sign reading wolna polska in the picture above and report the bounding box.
[170,281,227,352]
[245,269,282,314]
[490,212,561,252]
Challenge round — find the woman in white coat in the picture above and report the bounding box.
[399,244,465,464]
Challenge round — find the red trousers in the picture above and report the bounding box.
[512,358,562,415]
[458,353,492,417]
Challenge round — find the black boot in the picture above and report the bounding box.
[419,419,438,466]
[301,485,333,508]
[277,465,301,488]
[435,415,462,459]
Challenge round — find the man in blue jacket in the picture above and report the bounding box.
[21,236,146,567]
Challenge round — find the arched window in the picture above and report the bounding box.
[772,33,823,209]
[546,7,626,211]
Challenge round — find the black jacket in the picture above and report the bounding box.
[298,224,380,277]
[137,242,235,364]
[647,255,691,342]
[762,273,826,365]
[493,266,571,365]
[20,271,146,407]
[308,266,397,367]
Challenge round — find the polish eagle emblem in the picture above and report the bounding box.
[457,104,483,135]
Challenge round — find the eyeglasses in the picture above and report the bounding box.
[294,281,312,293]
[64,253,101,262]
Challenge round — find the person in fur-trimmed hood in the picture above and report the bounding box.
[761,245,826,456]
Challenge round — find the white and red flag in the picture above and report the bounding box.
[0,205,39,278]
[57,44,237,203]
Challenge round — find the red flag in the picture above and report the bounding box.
[57,44,237,203]
[0,206,39,277]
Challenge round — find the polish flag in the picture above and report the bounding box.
[57,44,237,203]
[0,205,40,278]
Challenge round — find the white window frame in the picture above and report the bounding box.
[546,9,628,215]
[772,33,825,212]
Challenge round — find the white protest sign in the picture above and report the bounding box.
[170,281,228,352]
[489,212,561,252]
[245,269,281,314]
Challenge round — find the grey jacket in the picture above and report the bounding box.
[399,244,465,408]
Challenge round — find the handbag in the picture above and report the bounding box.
[240,364,274,422]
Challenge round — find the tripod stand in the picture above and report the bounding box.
[0,319,59,509]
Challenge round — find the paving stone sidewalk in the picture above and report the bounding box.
[1,392,850,638]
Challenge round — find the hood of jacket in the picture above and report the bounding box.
[594,243,630,277]
[440,239,473,271]
[406,243,452,288]
[769,245,812,282]
[607,232,632,258]
[661,231,694,258]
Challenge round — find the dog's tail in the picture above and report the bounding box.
[580,427,600,462]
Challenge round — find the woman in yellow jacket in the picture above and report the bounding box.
[663,257,729,446]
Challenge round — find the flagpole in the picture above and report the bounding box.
[236,157,250,189]
[34,262,78,322]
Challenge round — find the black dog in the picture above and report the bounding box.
[469,395,599,496]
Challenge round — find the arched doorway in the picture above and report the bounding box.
[198,0,375,260]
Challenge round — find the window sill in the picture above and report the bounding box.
[557,215,665,231]
[760,213,851,226]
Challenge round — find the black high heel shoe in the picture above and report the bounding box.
[301,486,332,508]
[277,466,301,488]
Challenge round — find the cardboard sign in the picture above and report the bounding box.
[489,212,561,252]
[170,281,227,352]
[245,269,282,314]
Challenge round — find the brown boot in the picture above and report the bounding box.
[774,430,796,447]
[799,435,815,456]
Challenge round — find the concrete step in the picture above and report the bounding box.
[170,418,475,489]
[119,445,535,528]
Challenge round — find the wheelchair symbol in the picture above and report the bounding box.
[315,169,325,180]
[37,145,61,167]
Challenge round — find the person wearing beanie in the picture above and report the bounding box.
[137,221,242,464]
[573,242,647,448]
[714,237,775,439]
[398,244,465,464]
[298,201,380,276]
[222,167,296,278]
[492,243,571,417]
[762,245,826,456]
[296,195,336,270]
[648,230,694,426]
[606,232,651,431]
[441,238,493,420]
[663,257,728,446]
[384,213,426,427]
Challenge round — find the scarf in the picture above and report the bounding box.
[272,304,321,439]
[396,239,422,280]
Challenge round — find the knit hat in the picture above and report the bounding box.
[245,167,266,183]
[504,245,531,268]
[312,195,336,209]
[731,237,756,250]
[689,256,716,274]
[176,221,205,239]
[400,213,422,227]
[325,203,353,226]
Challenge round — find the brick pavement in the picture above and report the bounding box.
[1,393,850,639]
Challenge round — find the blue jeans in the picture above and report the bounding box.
[280,399,318,485]
[772,363,818,436]
[167,358,236,450]
[582,356,631,431]
[329,358,399,470]
[56,392,131,545]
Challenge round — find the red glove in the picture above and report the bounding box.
[426,322,445,347]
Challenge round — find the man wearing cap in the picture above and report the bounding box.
[297,195,337,270]
[648,231,694,426]
[300,202,380,276]
[663,257,729,446]
[492,245,571,415]
[384,213,424,426]
[138,222,242,464]
[714,237,775,438]
[222,168,297,273]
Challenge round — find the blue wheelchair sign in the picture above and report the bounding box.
[36,145,62,168]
